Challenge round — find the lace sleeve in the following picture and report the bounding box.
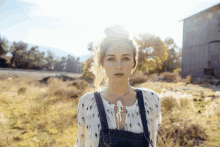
[150,92,161,147]
[74,94,88,147]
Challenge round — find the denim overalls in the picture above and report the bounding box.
[94,88,155,147]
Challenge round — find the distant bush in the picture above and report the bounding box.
[68,79,89,91]
[160,72,180,83]
[47,78,84,100]
[181,74,193,84]
[129,70,148,86]
[173,68,181,75]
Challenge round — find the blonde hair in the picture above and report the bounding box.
[89,25,139,91]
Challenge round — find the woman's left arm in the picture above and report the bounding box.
[150,92,162,147]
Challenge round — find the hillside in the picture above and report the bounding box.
[4,41,89,63]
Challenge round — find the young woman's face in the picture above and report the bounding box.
[103,42,134,82]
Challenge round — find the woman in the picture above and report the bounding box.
[75,25,161,147]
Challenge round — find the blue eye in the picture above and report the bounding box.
[108,58,114,61]
[108,58,129,61]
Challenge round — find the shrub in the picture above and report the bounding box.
[82,71,94,80]
[47,78,84,100]
[129,70,148,86]
[160,72,181,83]
[17,87,27,95]
[205,98,220,118]
[69,79,89,91]
[161,97,178,112]
[181,74,193,84]
[147,73,159,82]
[158,121,208,146]
[55,88,83,99]
[173,68,181,75]
[158,95,208,146]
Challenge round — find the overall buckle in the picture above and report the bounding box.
[103,133,112,147]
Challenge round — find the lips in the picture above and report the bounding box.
[114,73,124,75]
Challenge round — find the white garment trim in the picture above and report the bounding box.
[115,100,123,129]
[100,95,138,110]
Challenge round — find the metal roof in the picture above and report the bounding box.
[179,2,220,22]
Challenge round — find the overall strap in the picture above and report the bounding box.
[135,89,154,147]
[94,91,112,146]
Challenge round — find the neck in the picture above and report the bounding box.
[106,79,133,97]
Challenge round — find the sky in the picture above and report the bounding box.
[0,0,220,56]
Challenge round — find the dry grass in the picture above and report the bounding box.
[138,76,220,146]
[0,74,89,147]
[0,71,220,146]
[158,95,208,146]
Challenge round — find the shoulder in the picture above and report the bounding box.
[137,87,161,116]
[138,87,160,100]
[77,92,95,106]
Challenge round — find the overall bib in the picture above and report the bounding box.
[94,88,155,147]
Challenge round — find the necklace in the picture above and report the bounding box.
[104,89,134,130]
[104,89,133,104]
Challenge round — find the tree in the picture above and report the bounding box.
[10,41,29,69]
[83,55,94,79]
[0,58,9,68]
[26,46,48,70]
[78,61,84,73]
[76,57,80,73]
[82,41,100,78]
[65,55,77,73]
[134,33,169,74]
[0,36,9,56]
[162,37,182,72]
[87,41,100,52]
[0,36,10,68]
[9,42,48,70]
[87,42,94,52]
[54,56,67,71]
[45,50,56,71]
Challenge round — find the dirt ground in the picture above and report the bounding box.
[203,85,220,92]
[0,70,82,80]
[175,84,220,92]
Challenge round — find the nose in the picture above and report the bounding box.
[116,60,122,69]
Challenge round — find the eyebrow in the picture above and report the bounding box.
[106,54,131,57]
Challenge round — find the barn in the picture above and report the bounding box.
[179,3,220,80]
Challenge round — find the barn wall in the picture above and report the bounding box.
[209,42,220,78]
[181,6,220,79]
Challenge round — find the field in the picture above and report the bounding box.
[0,71,220,147]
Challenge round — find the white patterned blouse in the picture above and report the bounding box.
[74,87,162,147]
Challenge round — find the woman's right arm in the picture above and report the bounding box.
[74,125,86,147]
[74,96,87,147]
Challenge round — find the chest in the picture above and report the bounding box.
[100,91,138,130]
[110,94,137,130]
